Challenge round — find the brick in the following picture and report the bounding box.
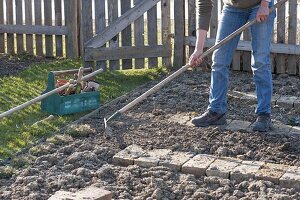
[134,149,171,168]
[270,120,292,135]
[290,126,300,135]
[75,186,112,200]
[159,151,194,171]
[279,166,300,190]
[255,163,289,184]
[231,160,265,182]
[182,154,216,176]
[112,145,145,166]
[276,96,298,108]
[240,92,257,104]
[48,191,75,200]
[272,94,281,105]
[225,120,252,132]
[206,157,241,179]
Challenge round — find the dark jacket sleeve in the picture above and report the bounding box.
[197,0,213,31]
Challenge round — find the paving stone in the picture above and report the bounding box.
[270,120,292,135]
[168,114,190,125]
[206,157,242,179]
[48,191,75,200]
[255,163,289,184]
[290,126,300,135]
[159,151,194,171]
[75,186,112,200]
[276,96,298,108]
[113,145,145,166]
[279,166,300,189]
[48,187,112,200]
[182,154,217,176]
[225,120,252,132]
[294,98,300,107]
[240,92,257,104]
[231,160,265,182]
[134,149,171,168]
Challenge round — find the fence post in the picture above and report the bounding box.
[174,0,185,68]
[65,0,79,58]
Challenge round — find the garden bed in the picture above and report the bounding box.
[1,70,300,199]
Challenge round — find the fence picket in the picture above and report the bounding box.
[134,0,145,69]
[95,0,107,70]
[44,0,53,57]
[242,29,251,72]
[287,0,297,75]
[161,0,172,68]
[35,0,43,56]
[147,4,158,68]
[108,0,119,70]
[16,0,24,54]
[55,0,63,57]
[188,0,196,58]
[0,0,4,53]
[276,0,286,74]
[6,0,14,54]
[81,0,93,66]
[121,0,132,70]
[25,0,33,55]
[174,0,185,68]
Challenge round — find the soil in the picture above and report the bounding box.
[0,54,52,77]
[1,69,300,200]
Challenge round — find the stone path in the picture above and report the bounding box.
[113,145,300,190]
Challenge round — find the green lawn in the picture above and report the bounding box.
[0,58,163,161]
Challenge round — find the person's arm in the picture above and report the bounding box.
[256,0,270,22]
[189,0,212,67]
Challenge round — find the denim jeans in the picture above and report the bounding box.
[208,1,275,115]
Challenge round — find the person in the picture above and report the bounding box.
[189,0,275,132]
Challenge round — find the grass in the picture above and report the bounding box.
[0,57,163,161]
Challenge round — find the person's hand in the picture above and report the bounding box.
[256,1,269,23]
[189,49,203,67]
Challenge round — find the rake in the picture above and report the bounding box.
[104,0,288,135]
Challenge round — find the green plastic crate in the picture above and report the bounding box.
[41,71,100,115]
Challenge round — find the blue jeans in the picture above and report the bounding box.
[208,2,275,115]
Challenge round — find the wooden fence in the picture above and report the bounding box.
[0,0,78,58]
[180,0,300,75]
[0,0,299,74]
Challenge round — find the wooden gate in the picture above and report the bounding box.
[83,0,172,70]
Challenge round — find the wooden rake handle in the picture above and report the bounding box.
[118,0,287,115]
[0,68,103,119]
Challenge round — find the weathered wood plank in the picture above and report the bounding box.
[161,0,172,68]
[147,4,158,68]
[188,0,196,57]
[108,0,120,70]
[134,0,145,69]
[209,0,218,38]
[35,0,43,56]
[0,24,68,35]
[81,0,93,66]
[0,0,4,53]
[287,0,297,75]
[174,0,185,68]
[185,36,300,55]
[276,1,286,73]
[85,0,160,48]
[55,0,63,57]
[95,0,107,70]
[232,51,241,71]
[85,45,172,61]
[121,0,133,70]
[25,0,33,55]
[44,0,53,57]
[16,0,24,54]
[6,0,14,54]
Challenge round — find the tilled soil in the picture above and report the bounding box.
[1,70,300,200]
